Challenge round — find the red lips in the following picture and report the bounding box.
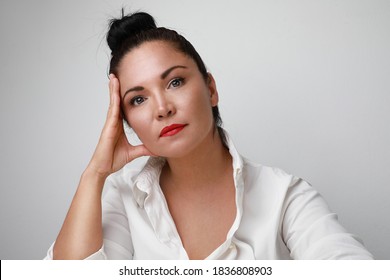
[160,124,187,137]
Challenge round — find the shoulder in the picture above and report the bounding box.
[242,157,303,189]
[240,156,316,207]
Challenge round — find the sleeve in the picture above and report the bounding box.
[43,175,134,260]
[44,242,108,260]
[99,176,134,259]
[281,178,374,259]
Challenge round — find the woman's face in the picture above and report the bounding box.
[117,40,219,158]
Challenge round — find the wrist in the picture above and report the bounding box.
[81,167,109,187]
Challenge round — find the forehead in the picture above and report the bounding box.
[117,41,194,81]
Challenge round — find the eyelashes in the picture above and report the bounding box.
[130,96,146,106]
[168,77,185,89]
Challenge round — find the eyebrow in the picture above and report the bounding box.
[123,65,188,99]
[161,65,187,79]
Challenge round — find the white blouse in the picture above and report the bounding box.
[45,133,373,260]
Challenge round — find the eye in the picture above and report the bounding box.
[168,77,184,89]
[130,96,146,106]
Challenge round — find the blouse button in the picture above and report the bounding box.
[229,243,236,250]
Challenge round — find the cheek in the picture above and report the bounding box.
[125,110,151,140]
[188,89,214,120]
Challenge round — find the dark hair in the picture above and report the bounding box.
[107,11,227,146]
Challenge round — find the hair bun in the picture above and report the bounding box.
[107,11,157,54]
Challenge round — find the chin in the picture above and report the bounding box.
[153,147,192,159]
[149,140,198,159]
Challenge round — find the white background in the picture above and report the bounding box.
[0,0,389,259]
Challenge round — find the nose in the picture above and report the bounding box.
[155,94,176,119]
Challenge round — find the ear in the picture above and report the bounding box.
[207,73,219,107]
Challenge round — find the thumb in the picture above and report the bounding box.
[127,144,156,161]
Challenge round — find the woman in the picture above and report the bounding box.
[46,11,373,260]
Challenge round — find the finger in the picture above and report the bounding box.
[108,74,119,104]
[106,75,122,127]
[127,144,156,161]
[109,74,118,107]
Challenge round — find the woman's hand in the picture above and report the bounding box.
[86,74,153,179]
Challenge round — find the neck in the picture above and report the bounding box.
[161,130,232,190]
